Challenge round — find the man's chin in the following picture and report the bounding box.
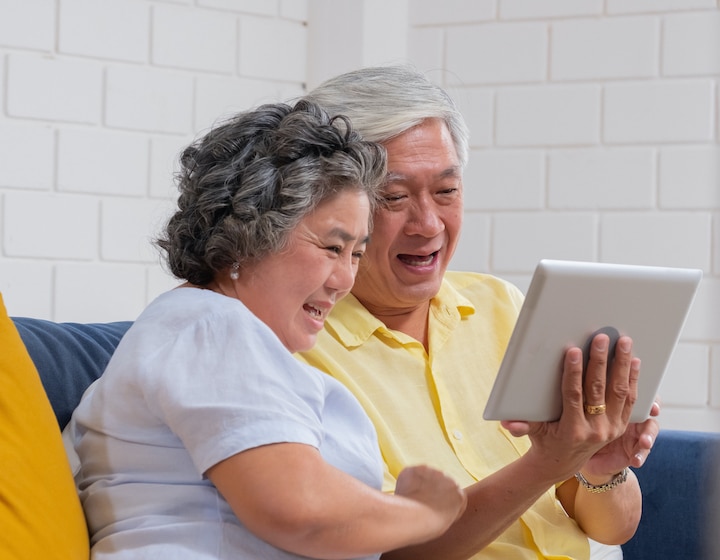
[404,281,443,302]
[385,274,444,306]
[352,267,445,308]
[397,261,444,287]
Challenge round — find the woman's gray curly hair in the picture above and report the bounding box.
[156,99,387,286]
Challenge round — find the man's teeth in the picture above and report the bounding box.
[400,254,434,266]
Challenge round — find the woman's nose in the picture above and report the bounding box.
[329,256,356,293]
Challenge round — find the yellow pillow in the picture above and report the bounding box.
[0,293,89,559]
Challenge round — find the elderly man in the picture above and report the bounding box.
[298,65,658,560]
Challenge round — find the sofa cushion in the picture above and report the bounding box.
[0,293,89,559]
[622,429,720,560]
[12,317,132,430]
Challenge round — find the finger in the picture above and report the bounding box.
[561,346,585,418]
[605,336,634,420]
[500,420,531,437]
[650,396,662,416]
[619,356,641,423]
[629,418,659,467]
[584,334,609,408]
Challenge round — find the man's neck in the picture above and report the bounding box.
[355,298,431,350]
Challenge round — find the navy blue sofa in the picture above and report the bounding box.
[11,317,720,560]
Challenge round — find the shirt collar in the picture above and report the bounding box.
[325,278,476,349]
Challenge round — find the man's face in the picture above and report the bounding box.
[351,118,463,315]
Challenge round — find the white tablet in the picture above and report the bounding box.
[483,259,702,423]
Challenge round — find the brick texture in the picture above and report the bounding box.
[406,1,719,431]
[0,1,305,323]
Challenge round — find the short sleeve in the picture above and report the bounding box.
[133,301,328,475]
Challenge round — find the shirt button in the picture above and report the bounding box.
[452,429,463,441]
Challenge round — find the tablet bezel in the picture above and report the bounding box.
[482,259,702,423]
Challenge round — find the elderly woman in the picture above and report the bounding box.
[68,100,466,559]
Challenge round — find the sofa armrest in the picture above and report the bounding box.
[621,429,720,560]
[11,318,132,430]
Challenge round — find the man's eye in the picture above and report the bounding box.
[327,246,342,254]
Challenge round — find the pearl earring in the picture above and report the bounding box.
[229,262,240,280]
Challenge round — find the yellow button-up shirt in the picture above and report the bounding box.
[299,271,590,560]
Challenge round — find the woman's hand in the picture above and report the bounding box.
[394,465,467,530]
[208,443,467,559]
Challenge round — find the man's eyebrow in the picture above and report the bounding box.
[439,165,463,179]
[384,171,406,184]
[384,166,462,184]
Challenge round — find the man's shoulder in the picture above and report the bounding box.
[442,270,524,305]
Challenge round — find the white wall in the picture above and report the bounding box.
[402,0,720,433]
[1,0,718,432]
[0,0,306,321]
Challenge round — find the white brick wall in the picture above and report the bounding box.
[447,23,548,84]
[7,55,104,123]
[548,148,655,209]
[4,193,99,259]
[604,80,715,143]
[0,0,306,323]
[152,4,237,73]
[59,0,150,63]
[1,0,718,432]
[57,129,149,196]
[551,17,659,81]
[0,0,54,51]
[496,85,601,146]
[420,1,720,432]
[0,123,54,189]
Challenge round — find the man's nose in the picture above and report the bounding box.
[405,199,444,237]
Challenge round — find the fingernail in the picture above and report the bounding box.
[619,338,631,352]
[635,454,644,465]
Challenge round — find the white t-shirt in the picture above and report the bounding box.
[69,288,383,560]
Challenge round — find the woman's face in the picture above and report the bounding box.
[235,189,371,353]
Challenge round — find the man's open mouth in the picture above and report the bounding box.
[397,251,438,266]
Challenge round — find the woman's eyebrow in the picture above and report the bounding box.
[328,227,369,245]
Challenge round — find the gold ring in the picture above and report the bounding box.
[584,403,607,415]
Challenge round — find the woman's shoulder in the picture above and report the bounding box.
[137,288,258,335]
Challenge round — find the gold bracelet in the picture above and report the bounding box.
[574,467,629,493]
